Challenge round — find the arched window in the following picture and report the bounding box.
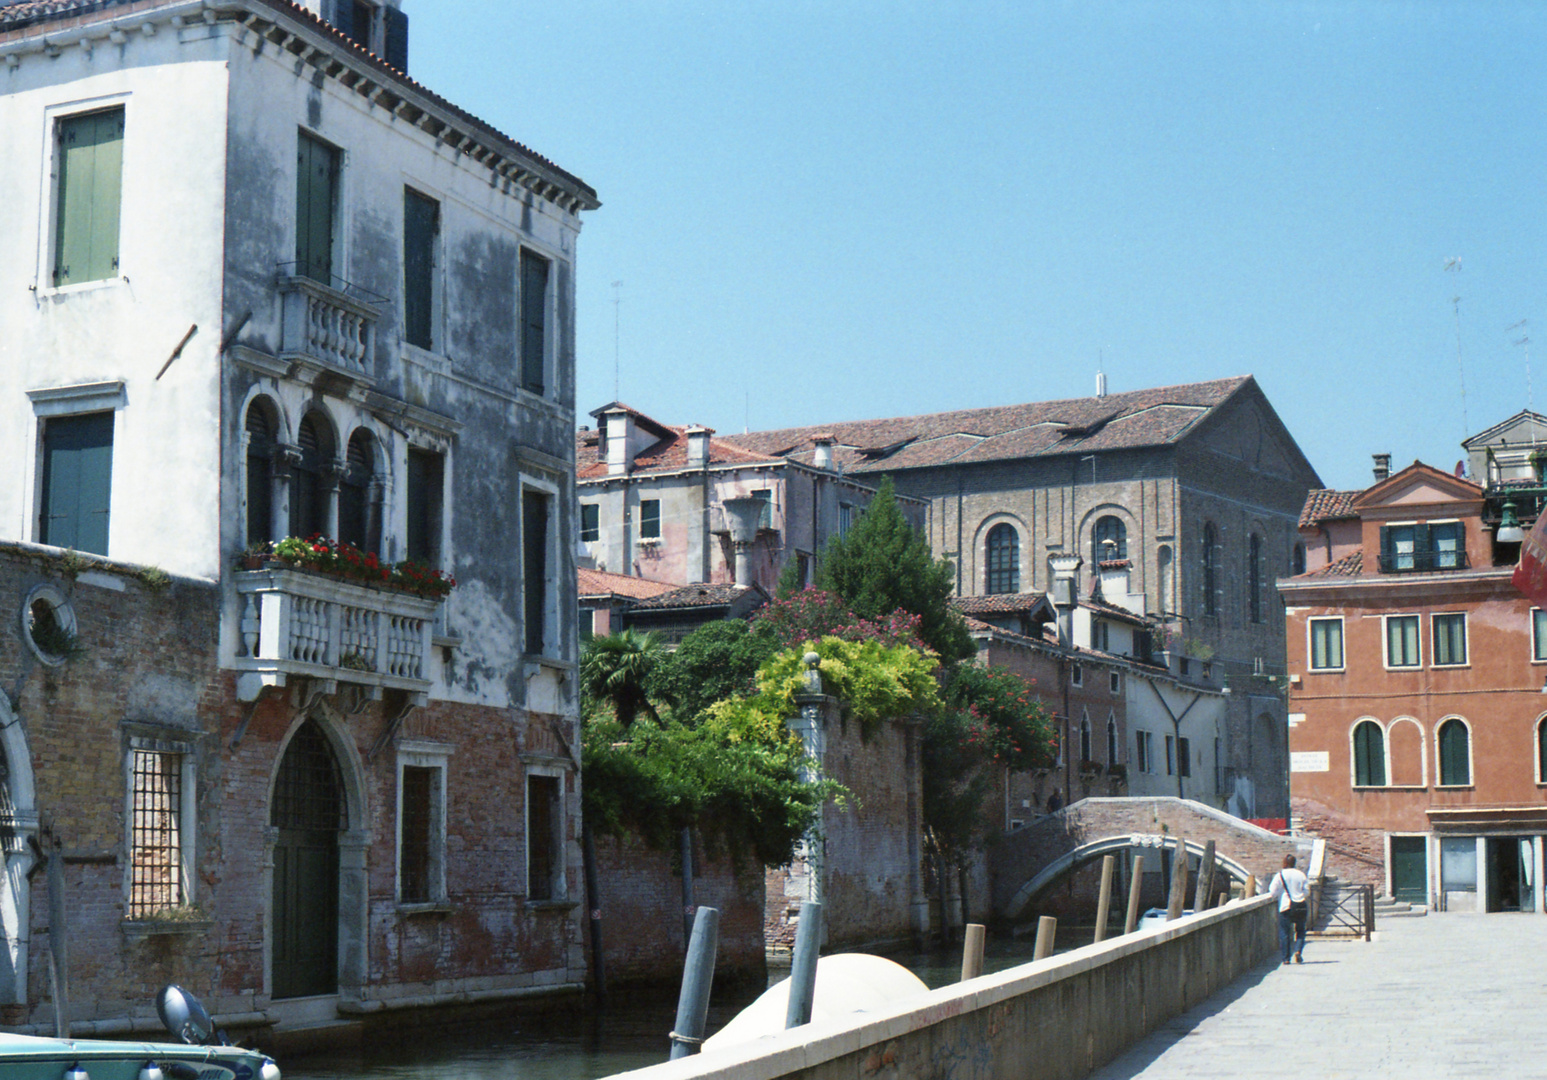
[1438,718,1471,787]
[1248,533,1263,623]
[1094,515,1127,561]
[1157,544,1174,614]
[1352,720,1385,787]
[1106,715,1118,764]
[986,523,1019,594]
[1538,718,1547,784]
[245,399,278,546]
[1292,542,1307,576]
[291,412,335,540]
[1202,524,1218,617]
[338,429,380,553]
[1079,715,1092,764]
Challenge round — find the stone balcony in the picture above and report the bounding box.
[234,567,439,703]
[277,272,382,378]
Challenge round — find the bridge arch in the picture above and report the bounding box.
[1003,834,1253,922]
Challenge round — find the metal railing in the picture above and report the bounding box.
[1377,549,1469,573]
[1312,882,1374,941]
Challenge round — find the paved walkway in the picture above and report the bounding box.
[1088,913,1547,1079]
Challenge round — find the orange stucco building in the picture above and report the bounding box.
[1280,456,1547,912]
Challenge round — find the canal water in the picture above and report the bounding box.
[281,927,1104,1080]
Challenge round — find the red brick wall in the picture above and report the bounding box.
[590,832,765,985]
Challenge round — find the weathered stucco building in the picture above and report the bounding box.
[725,376,1319,818]
[0,0,595,1034]
[1282,452,1547,913]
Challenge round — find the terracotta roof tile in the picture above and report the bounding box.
[1079,598,1150,626]
[1308,551,1363,578]
[576,425,781,479]
[1299,489,1359,528]
[627,582,764,611]
[720,377,1251,472]
[950,592,1049,615]
[577,569,678,601]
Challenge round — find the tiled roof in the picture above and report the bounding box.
[1299,489,1359,528]
[950,592,1049,615]
[1080,598,1150,626]
[719,377,1253,473]
[0,0,598,208]
[627,583,764,611]
[576,425,781,480]
[577,569,678,601]
[1307,551,1363,578]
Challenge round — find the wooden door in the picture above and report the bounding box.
[271,721,345,999]
[1390,836,1427,904]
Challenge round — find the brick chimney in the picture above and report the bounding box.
[1373,453,1391,484]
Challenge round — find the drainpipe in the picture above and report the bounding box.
[1050,552,1082,804]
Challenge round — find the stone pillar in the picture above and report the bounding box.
[274,445,301,540]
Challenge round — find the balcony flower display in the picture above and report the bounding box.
[260,536,455,599]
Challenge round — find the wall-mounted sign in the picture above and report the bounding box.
[1290,751,1329,773]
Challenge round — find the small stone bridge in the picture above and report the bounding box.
[990,796,1309,924]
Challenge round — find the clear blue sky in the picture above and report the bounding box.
[412,2,1547,492]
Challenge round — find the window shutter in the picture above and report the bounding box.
[331,0,356,40]
[42,412,114,555]
[520,251,549,394]
[1378,526,1392,569]
[383,6,409,71]
[1414,523,1431,571]
[296,134,337,284]
[55,110,124,286]
[523,490,550,655]
[403,189,437,349]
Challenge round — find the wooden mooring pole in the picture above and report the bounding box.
[1191,840,1217,911]
[785,902,822,1029]
[1032,916,1057,960]
[669,906,720,1059]
[960,923,986,981]
[1124,855,1145,934]
[1165,836,1188,921]
[1093,855,1116,942]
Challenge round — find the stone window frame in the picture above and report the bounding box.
[1430,611,1469,669]
[1308,616,1345,672]
[1535,714,1547,787]
[395,740,450,910]
[37,93,132,297]
[984,521,1020,595]
[1382,613,1422,671]
[524,764,568,904]
[1434,715,1473,789]
[121,726,198,927]
[1533,609,1547,664]
[21,582,77,668]
[520,471,562,659]
[1349,717,1388,789]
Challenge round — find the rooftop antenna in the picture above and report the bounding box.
[744,390,750,435]
[611,280,623,399]
[1445,257,1467,447]
[1509,319,1533,433]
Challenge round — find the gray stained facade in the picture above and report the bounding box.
[725,376,1322,817]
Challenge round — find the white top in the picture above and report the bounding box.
[1269,867,1310,911]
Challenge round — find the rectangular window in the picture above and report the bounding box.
[40,412,114,555]
[640,498,661,540]
[397,754,445,905]
[1309,617,1344,670]
[54,107,124,286]
[337,0,378,49]
[296,131,339,284]
[523,489,551,655]
[1093,621,1110,651]
[1178,736,1192,777]
[579,502,599,543]
[1535,609,1547,662]
[839,503,853,536]
[1109,671,1121,694]
[405,448,443,566]
[1384,524,1417,572]
[128,749,184,919]
[1432,613,1467,667]
[526,772,563,901]
[797,551,813,587]
[1135,730,1150,773]
[403,187,439,350]
[1430,522,1464,569]
[1440,837,1477,892]
[1386,615,1421,668]
[1165,734,1175,776]
[519,249,549,394]
[1070,662,1083,688]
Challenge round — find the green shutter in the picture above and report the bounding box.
[41,412,113,555]
[523,490,549,655]
[520,250,549,393]
[296,133,337,284]
[403,188,437,349]
[54,109,124,286]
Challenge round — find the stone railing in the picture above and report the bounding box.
[277,274,380,374]
[234,567,437,702]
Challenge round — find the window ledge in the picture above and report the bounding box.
[122,918,213,940]
[637,537,662,547]
[396,901,452,917]
[525,899,578,913]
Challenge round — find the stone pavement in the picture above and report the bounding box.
[1088,913,1547,1079]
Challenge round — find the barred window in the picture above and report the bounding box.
[397,746,447,906]
[129,749,184,919]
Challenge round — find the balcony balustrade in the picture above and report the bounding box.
[234,566,438,702]
[277,271,383,376]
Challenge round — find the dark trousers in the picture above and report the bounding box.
[1278,905,1307,961]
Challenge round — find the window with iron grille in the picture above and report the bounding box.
[129,749,184,919]
[397,750,446,905]
[985,523,1019,594]
[527,772,564,901]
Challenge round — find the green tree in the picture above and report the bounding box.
[648,619,780,724]
[579,628,668,726]
[812,478,975,663]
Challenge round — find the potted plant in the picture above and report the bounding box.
[238,542,270,570]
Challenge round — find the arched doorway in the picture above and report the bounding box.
[0,692,36,1006]
[271,719,347,999]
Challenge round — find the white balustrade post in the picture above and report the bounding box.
[260,589,288,661]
